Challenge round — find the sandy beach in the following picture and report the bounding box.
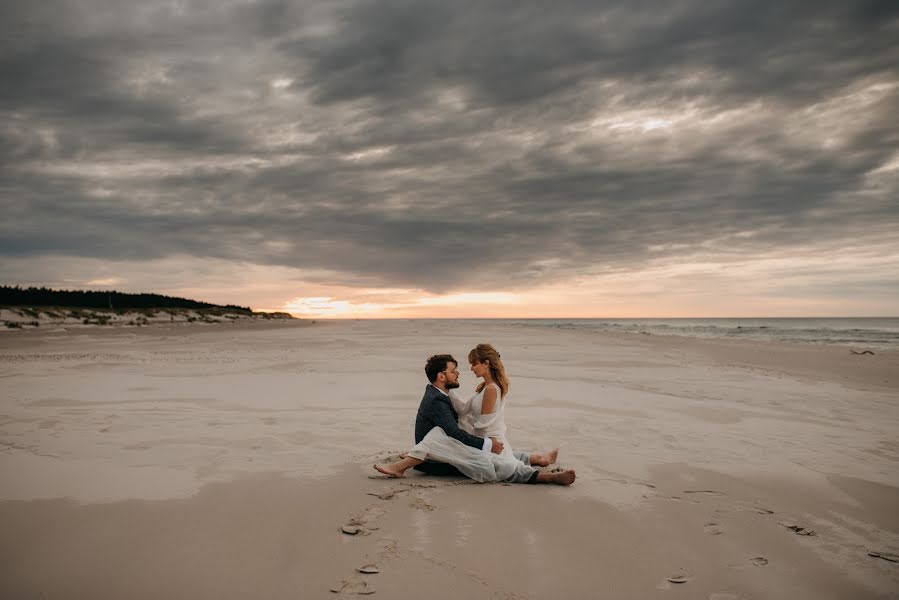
[1,320,897,599]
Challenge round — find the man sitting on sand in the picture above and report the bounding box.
[375,353,575,485]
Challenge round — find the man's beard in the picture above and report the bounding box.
[445,381,460,389]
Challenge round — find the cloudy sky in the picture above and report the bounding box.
[2,1,898,317]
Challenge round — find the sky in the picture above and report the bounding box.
[2,0,898,318]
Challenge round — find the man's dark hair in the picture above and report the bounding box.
[425,354,456,383]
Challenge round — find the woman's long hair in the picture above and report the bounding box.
[468,343,509,398]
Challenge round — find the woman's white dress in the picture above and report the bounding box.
[408,383,530,482]
[453,383,515,460]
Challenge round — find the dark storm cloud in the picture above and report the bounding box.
[299,0,897,106]
[1,0,898,292]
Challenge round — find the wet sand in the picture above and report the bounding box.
[1,320,897,598]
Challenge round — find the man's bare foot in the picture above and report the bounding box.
[536,469,576,485]
[373,463,405,478]
[530,448,559,467]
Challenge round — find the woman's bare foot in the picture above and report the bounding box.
[536,469,576,485]
[529,448,559,467]
[373,463,405,478]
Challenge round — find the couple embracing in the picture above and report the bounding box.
[375,344,576,486]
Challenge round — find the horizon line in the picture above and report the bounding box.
[285,315,899,320]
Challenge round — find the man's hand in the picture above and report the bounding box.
[490,437,504,454]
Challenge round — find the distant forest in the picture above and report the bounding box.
[0,286,252,313]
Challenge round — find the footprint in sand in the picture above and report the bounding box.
[665,573,693,584]
[735,505,775,516]
[331,540,397,595]
[341,519,382,536]
[778,521,816,536]
[340,499,390,536]
[410,496,435,511]
[341,525,366,536]
[597,477,656,489]
[704,522,724,535]
[367,490,399,500]
[329,577,376,595]
[356,564,380,574]
[683,489,724,496]
[867,550,899,563]
[750,557,768,566]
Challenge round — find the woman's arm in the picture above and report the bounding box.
[472,385,500,430]
[480,385,497,415]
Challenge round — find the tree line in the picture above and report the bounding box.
[0,286,252,313]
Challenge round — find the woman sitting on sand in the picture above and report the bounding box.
[375,344,566,483]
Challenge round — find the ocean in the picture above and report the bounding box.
[487,318,899,350]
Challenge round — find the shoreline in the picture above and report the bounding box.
[5,318,894,389]
[593,329,897,393]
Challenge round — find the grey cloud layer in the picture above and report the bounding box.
[2,0,898,292]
